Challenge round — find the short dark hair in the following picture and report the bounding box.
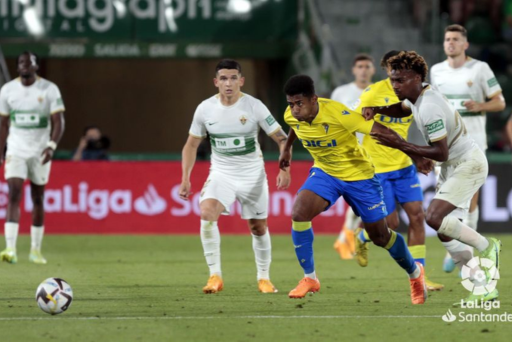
[16,51,39,66]
[445,24,467,38]
[380,50,402,68]
[353,53,374,66]
[215,59,241,75]
[388,51,429,82]
[284,75,315,98]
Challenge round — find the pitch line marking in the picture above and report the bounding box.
[0,315,441,321]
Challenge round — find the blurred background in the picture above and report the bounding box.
[0,0,511,233]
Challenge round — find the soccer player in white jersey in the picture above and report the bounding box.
[331,54,375,260]
[366,51,502,303]
[0,52,65,264]
[430,25,506,272]
[179,59,291,294]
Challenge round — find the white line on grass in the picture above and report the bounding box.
[0,315,441,321]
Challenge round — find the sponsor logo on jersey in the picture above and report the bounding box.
[299,139,337,147]
[379,115,412,124]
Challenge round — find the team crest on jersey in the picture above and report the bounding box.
[467,80,473,87]
[296,124,300,130]
[384,97,389,104]
[239,115,247,125]
[38,97,43,103]
[322,123,330,134]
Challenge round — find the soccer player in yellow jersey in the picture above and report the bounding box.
[279,75,430,304]
[344,51,444,291]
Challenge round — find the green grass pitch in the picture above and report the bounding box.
[1,234,511,341]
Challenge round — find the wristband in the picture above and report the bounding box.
[47,141,57,150]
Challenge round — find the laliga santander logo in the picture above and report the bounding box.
[442,309,457,323]
[461,256,500,295]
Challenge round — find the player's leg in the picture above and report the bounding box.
[334,206,360,260]
[198,173,236,294]
[1,156,28,264]
[345,176,426,304]
[465,190,480,230]
[288,168,339,298]
[239,172,276,293]
[27,157,52,264]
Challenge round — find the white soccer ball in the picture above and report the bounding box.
[35,278,73,315]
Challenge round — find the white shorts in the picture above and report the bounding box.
[4,155,52,185]
[463,115,487,151]
[434,146,488,218]
[200,168,269,220]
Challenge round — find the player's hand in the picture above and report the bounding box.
[362,107,376,121]
[276,168,291,190]
[278,149,292,170]
[463,100,483,113]
[370,129,404,149]
[40,147,54,165]
[411,156,434,175]
[179,180,192,200]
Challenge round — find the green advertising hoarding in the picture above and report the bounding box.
[0,0,298,58]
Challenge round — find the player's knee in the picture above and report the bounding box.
[386,215,399,230]
[8,189,22,204]
[291,211,308,222]
[200,207,217,221]
[249,223,267,236]
[370,232,389,247]
[425,211,442,230]
[408,209,425,227]
[31,194,44,207]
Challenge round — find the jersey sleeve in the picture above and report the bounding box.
[0,86,10,116]
[339,107,374,135]
[420,103,447,142]
[256,100,281,135]
[188,103,207,138]
[479,62,502,98]
[48,84,65,114]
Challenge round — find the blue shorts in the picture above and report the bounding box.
[376,164,424,214]
[298,167,387,223]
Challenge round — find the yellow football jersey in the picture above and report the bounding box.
[354,78,413,173]
[284,98,375,181]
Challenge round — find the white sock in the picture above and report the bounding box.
[5,222,19,250]
[305,271,317,280]
[442,239,473,271]
[200,220,221,277]
[252,231,271,280]
[31,225,45,251]
[463,206,479,231]
[409,264,421,279]
[438,215,489,252]
[337,230,346,243]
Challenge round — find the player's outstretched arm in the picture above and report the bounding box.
[0,116,9,165]
[270,128,291,190]
[180,135,204,200]
[42,112,65,165]
[362,102,412,120]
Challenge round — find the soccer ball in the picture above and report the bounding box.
[35,278,73,315]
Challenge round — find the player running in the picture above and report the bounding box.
[179,59,290,294]
[331,53,375,260]
[0,51,65,264]
[280,75,431,304]
[368,51,502,303]
[349,50,443,291]
[430,25,506,272]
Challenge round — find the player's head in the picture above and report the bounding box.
[284,75,318,122]
[387,51,429,100]
[16,51,39,79]
[352,54,375,83]
[443,24,468,58]
[214,59,244,98]
[380,50,402,75]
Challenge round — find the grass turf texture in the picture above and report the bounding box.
[1,234,511,342]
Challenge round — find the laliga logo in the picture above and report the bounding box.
[460,257,500,295]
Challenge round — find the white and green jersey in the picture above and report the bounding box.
[0,77,65,158]
[430,58,502,150]
[411,85,474,164]
[189,93,280,172]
